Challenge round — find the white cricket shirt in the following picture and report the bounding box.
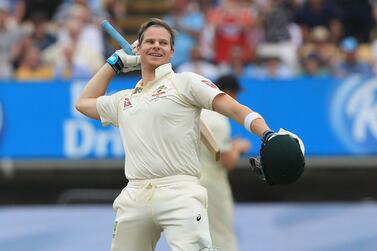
[96,63,223,180]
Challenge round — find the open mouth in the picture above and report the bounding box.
[148,53,163,57]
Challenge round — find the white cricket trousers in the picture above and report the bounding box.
[200,168,237,251]
[111,175,213,251]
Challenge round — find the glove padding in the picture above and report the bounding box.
[130,40,139,54]
[250,128,305,185]
[106,48,141,73]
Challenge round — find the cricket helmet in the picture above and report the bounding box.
[250,134,305,185]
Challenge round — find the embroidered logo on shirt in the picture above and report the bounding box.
[201,79,217,88]
[123,97,132,109]
[134,86,143,94]
[152,85,167,97]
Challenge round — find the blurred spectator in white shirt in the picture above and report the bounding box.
[176,46,219,81]
[54,0,107,24]
[56,3,104,56]
[253,54,295,79]
[43,4,104,79]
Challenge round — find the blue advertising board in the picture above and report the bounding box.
[0,75,376,159]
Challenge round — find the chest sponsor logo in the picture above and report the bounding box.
[123,97,133,109]
[201,79,217,88]
[330,76,377,153]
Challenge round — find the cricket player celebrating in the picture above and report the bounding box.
[75,18,281,251]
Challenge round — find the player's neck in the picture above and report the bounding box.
[141,66,157,86]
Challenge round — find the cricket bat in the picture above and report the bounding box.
[199,119,220,161]
[102,20,221,161]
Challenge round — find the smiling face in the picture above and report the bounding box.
[137,26,174,69]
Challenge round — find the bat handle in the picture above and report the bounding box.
[102,20,135,55]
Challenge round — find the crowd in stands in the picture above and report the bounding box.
[1,0,377,81]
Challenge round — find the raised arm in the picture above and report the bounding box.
[75,64,115,120]
[212,93,270,138]
[75,49,141,119]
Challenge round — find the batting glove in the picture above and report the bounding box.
[130,40,139,54]
[106,49,141,73]
[262,129,276,143]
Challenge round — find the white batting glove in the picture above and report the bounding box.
[130,40,139,54]
[116,49,141,72]
[106,49,141,73]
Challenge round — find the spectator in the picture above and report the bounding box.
[299,53,330,77]
[256,0,302,71]
[337,0,373,43]
[103,0,126,23]
[0,0,22,79]
[332,37,373,78]
[253,54,294,79]
[14,44,54,80]
[206,0,255,64]
[295,0,342,43]
[164,0,205,68]
[176,46,219,81]
[260,0,293,43]
[56,3,104,56]
[218,45,255,78]
[54,0,107,24]
[23,0,59,21]
[5,0,25,25]
[197,0,219,15]
[43,4,105,79]
[369,0,377,74]
[30,12,57,51]
[298,26,338,74]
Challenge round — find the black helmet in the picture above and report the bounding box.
[250,134,305,185]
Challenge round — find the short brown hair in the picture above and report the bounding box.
[137,18,176,48]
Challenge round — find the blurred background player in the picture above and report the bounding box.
[200,74,251,251]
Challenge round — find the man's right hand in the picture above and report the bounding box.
[106,49,141,73]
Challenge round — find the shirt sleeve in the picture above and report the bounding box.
[178,72,224,110]
[96,90,128,127]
